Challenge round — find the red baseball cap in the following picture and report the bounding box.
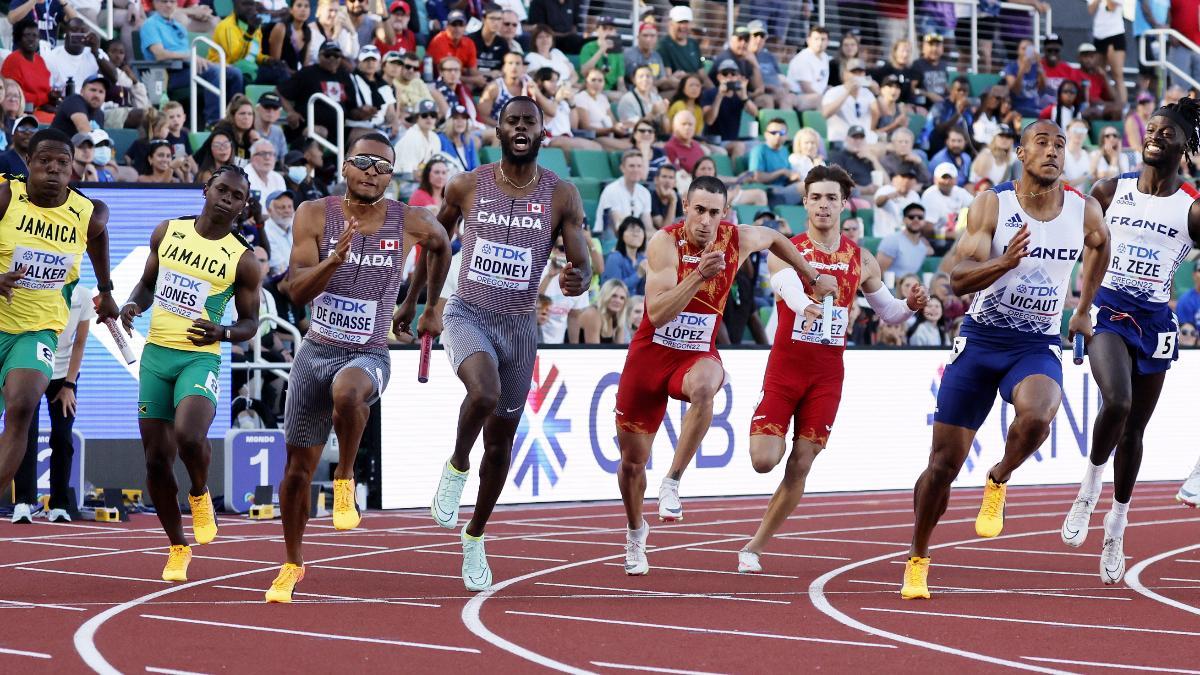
[389,0,410,15]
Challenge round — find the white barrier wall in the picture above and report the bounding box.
[380,348,1198,509]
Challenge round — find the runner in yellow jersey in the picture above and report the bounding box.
[119,166,263,582]
[0,129,118,501]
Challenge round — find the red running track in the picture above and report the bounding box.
[0,482,1198,674]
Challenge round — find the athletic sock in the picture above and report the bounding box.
[629,520,646,536]
[1081,460,1105,500]
[661,477,679,488]
[1106,499,1130,538]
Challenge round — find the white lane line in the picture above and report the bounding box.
[141,551,275,565]
[1177,559,1200,564]
[418,549,568,563]
[533,582,790,605]
[16,567,169,584]
[7,539,120,552]
[1160,577,1200,583]
[271,540,391,550]
[886,560,1095,577]
[684,548,850,561]
[591,660,729,675]
[525,538,630,548]
[846,579,1131,601]
[0,646,52,659]
[212,585,441,608]
[599,562,798,579]
[861,607,1200,637]
[1020,656,1200,674]
[309,564,461,580]
[955,545,1131,559]
[139,614,480,653]
[0,598,88,611]
[1125,542,1200,618]
[146,667,210,675]
[507,610,892,649]
[783,536,908,546]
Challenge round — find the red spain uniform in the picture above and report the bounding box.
[615,220,740,434]
[750,233,862,446]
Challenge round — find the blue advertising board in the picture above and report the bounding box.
[223,429,287,512]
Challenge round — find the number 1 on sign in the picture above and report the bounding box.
[249,447,269,486]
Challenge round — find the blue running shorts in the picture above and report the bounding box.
[1093,288,1179,376]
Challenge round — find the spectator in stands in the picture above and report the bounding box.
[247,138,287,196]
[575,66,632,150]
[212,0,279,85]
[629,117,666,176]
[970,124,1018,185]
[691,155,768,206]
[50,73,106,136]
[873,75,910,140]
[921,76,972,156]
[69,131,98,182]
[1040,79,1083,131]
[789,127,826,180]
[828,30,863,90]
[2,20,52,109]
[141,1,244,128]
[664,108,706,174]
[578,16,625,98]
[1124,91,1156,156]
[1180,323,1198,348]
[215,94,257,163]
[137,139,181,183]
[196,129,237,183]
[1063,118,1094,189]
[470,4,510,80]
[5,0,77,50]
[481,52,553,131]
[0,82,26,151]
[1077,43,1121,120]
[263,190,295,276]
[880,127,928,183]
[1177,266,1200,328]
[649,164,681,229]
[928,127,970,188]
[1003,39,1046,118]
[253,93,287,159]
[907,296,946,346]
[874,162,922,236]
[346,0,386,50]
[746,19,794,110]
[525,23,578,85]
[922,162,971,230]
[278,40,358,140]
[912,33,948,106]
[972,85,1007,147]
[581,279,632,344]
[821,59,876,144]
[162,101,191,154]
[665,73,705,136]
[394,99,441,176]
[827,125,881,199]
[702,59,757,155]
[0,114,36,174]
[710,26,765,105]
[878,202,932,277]
[390,51,437,118]
[539,239,589,343]
[1089,0,1128,107]
[617,65,668,131]
[286,142,331,202]
[595,150,652,234]
[627,293,645,334]
[840,215,864,244]
[348,45,392,137]
[749,117,804,205]
[376,1,417,56]
[974,0,1049,73]
[409,157,449,208]
[1091,125,1134,182]
[533,67,601,157]
[625,23,669,92]
[89,128,118,181]
[428,11,483,89]
[499,10,525,54]
[872,38,919,106]
[313,0,360,62]
[269,0,316,74]
[603,215,649,291]
[1040,33,1081,94]
[928,272,965,321]
[44,18,119,98]
[438,104,480,171]
[786,25,830,111]
[658,6,706,85]
[127,108,193,181]
[527,0,583,55]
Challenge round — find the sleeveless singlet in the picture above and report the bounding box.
[1098,172,1199,312]
[628,220,740,354]
[770,233,863,351]
[0,175,94,334]
[455,163,560,314]
[963,181,1087,339]
[308,196,406,350]
[148,217,248,354]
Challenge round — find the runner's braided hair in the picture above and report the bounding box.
[1154,96,1200,158]
[204,164,251,190]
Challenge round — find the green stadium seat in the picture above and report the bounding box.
[920,256,943,274]
[1091,120,1123,146]
[711,153,734,177]
[214,0,233,16]
[537,147,570,176]
[245,84,274,104]
[967,73,1002,97]
[582,199,598,228]
[738,112,756,139]
[801,110,827,139]
[758,108,801,138]
[107,128,138,163]
[860,236,881,255]
[776,205,807,229]
[907,113,926,139]
[1175,259,1196,298]
[735,204,759,224]
[855,209,874,237]
[189,131,211,150]
[570,149,616,180]
[574,178,604,201]
[480,146,501,164]
[733,154,749,175]
[608,150,623,175]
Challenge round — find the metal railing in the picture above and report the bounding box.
[190,36,227,134]
[308,93,346,170]
[229,312,302,400]
[77,2,114,41]
[906,0,1049,73]
[1140,28,1200,92]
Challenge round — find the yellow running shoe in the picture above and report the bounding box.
[162,545,192,582]
[975,477,1007,538]
[332,478,361,530]
[265,563,305,603]
[900,556,931,599]
[188,489,218,544]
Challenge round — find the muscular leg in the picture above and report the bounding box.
[745,437,822,554]
[464,414,520,537]
[0,370,49,488]
[1111,371,1166,503]
[987,375,1061,484]
[748,434,788,474]
[617,430,655,529]
[910,422,976,557]
[278,443,323,565]
[1086,332,1135,467]
[665,359,725,480]
[449,353,501,473]
[330,368,376,481]
[173,397,216,499]
[141,418,187,546]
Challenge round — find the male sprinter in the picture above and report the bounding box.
[120,166,263,582]
[616,175,838,576]
[409,96,589,592]
[902,120,1110,599]
[1061,97,1200,584]
[739,166,927,573]
[267,133,450,602]
[0,129,118,509]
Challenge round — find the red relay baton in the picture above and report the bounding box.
[418,333,432,383]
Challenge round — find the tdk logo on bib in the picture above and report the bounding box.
[164,270,202,291]
[13,246,73,290]
[323,295,368,313]
[468,237,533,290]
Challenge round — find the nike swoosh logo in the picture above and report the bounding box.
[1063,526,1080,536]
[480,198,496,204]
[434,503,456,519]
[506,406,522,413]
[662,506,682,514]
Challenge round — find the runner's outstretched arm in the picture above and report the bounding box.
[287,200,351,307]
[738,224,838,299]
[85,199,119,322]
[399,172,471,314]
[1068,196,1110,342]
[402,206,452,338]
[948,190,1026,294]
[557,181,591,296]
[118,221,168,334]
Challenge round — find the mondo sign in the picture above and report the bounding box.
[379,348,1199,509]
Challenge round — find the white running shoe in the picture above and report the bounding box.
[625,520,649,576]
[1061,495,1097,548]
[431,460,469,529]
[1099,513,1125,585]
[658,478,682,522]
[46,509,71,523]
[461,530,492,592]
[10,503,33,524]
[737,549,762,573]
[1177,461,1200,507]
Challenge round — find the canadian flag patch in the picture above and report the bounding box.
[379,239,400,250]
[527,203,543,214]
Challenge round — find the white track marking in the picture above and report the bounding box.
[591,661,729,675]
[524,538,632,548]
[272,540,391,550]
[533,582,790,605]
[1160,577,1200,583]
[1177,559,1200,564]
[419,549,568,563]
[146,667,209,675]
[0,598,87,611]
[0,646,51,659]
[846,579,1131,601]
[1021,657,1200,674]
[212,585,441,608]
[684,547,850,561]
[862,606,1200,637]
[140,551,276,565]
[955,545,1130,559]
[6,540,120,552]
[507,610,893,648]
[599,562,799,579]
[1125,543,1200,618]
[784,536,908,546]
[310,564,461,580]
[16,567,170,584]
[886,560,1096,577]
[139,614,480,653]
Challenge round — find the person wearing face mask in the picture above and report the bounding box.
[284,142,330,202]
[69,131,99,181]
[89,129,118,181]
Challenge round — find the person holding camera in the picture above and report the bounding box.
[578,16,626,101]
[820,58,877,144]
[701,60,757,159]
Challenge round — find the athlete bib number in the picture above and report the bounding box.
[652,311,716,351]
[309,292,377,345]
[11,245,75,291]
[1154,330,1176,359]
[467,237,533,291]
[154,268,211,320]
[791,306,848,346]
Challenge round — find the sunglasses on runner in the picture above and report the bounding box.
[345,154,394,175]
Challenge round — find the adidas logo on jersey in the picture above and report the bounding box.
[1004,214,1023,229]
[1116,192,1136,206]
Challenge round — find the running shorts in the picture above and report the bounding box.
[138,343,222,420]
[751,362,845,446]
[614,344,723,435]
[284,338,391,447]
[1093,297,1179,376]
[441,296,539,419]
[0,329,57,413]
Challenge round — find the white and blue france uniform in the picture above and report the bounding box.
[1093,172,1198,374]
[934,182,1087,431]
